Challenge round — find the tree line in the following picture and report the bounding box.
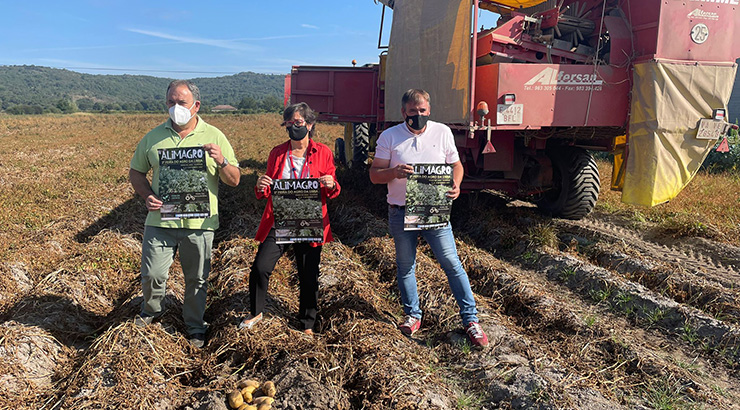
[0,65,285,115]
[4,95,284,115]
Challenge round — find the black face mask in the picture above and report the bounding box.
[405,114,429,131]
[287,124,309,141]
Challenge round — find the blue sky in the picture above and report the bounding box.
[1,1,500,79]
[0,1,397,78]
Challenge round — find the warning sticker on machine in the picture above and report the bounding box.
[497,104,523,125]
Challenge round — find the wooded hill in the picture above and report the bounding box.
[0,65,285,114]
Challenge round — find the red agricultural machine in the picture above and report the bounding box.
[286,0,739,219]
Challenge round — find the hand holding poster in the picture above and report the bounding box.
[272,178,323,244]
[157,147,210,220]
[404,163,453,230]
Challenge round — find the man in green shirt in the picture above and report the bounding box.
[129,80,240,348]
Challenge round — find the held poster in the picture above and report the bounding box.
[404,163,453,230]
[272,178,323,244]
[157,147,210,221]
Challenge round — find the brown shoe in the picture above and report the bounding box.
[238,312,263,330]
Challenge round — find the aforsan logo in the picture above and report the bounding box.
[688,9,720,20]
[525,67,603,86]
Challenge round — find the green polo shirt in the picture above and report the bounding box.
[130,116,238,230]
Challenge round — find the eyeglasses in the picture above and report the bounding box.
[283,119,306,127]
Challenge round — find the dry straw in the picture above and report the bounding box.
[4,113,738,408]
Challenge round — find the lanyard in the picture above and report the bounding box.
[288,148,309,179]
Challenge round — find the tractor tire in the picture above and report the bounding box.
[334,138,346,166]
[536,147,600,220]
[351,122,371,167]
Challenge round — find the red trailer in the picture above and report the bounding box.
[288,0,739,219]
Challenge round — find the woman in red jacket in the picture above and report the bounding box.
[239,102,340,335]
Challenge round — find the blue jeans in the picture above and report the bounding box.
[388,206,479,326]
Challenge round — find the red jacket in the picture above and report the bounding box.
[255,139,341,245]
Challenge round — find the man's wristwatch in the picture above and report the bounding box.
[219,157,229,168]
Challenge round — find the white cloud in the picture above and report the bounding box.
[301,24,319,30]
[126,28,260,51]
[22,41,176,53]
[36,58,125,70]
[232,34,313,41]
[33,58,238,76]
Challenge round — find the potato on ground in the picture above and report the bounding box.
[228,390,244,409]
[238,379,260,389]
[252,396,274,406]
[241,385,258,403]
[260,381,276,398]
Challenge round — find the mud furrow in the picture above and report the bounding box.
[526,249,740,366]
[551,215,740,324]
[338,208,735,407]
[352,235,627,409]
[329,189,740,408]
[452,240,740,408]
[593,247,740,324]
[558,217,740,281]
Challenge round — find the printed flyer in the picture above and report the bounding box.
[404,163,453,230]
[157,147,210,220]
[272,178,323,244]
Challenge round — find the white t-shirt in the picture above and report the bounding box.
[281,154,308,180]
[374,120,460,206]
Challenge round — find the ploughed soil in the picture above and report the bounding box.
[2,114,740,409]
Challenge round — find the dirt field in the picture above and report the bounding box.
[1,113,740,409]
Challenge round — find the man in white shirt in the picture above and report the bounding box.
[369,89,488,348]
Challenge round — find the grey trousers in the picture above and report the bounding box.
[140,225,214,335]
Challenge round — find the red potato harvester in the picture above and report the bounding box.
[286,0,740,219]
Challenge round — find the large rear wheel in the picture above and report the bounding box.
[334,138,346,166]
[536,146,600,220]
[351,122,371,167]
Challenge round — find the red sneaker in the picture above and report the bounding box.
[238,312,263,330]
[466,322,489,348]
[399,315,421,336]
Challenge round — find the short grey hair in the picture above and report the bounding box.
[401,89,430,108]
[167,80,200,102]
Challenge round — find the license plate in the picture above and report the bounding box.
[696,118,729,140]
[497,104,523,125]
